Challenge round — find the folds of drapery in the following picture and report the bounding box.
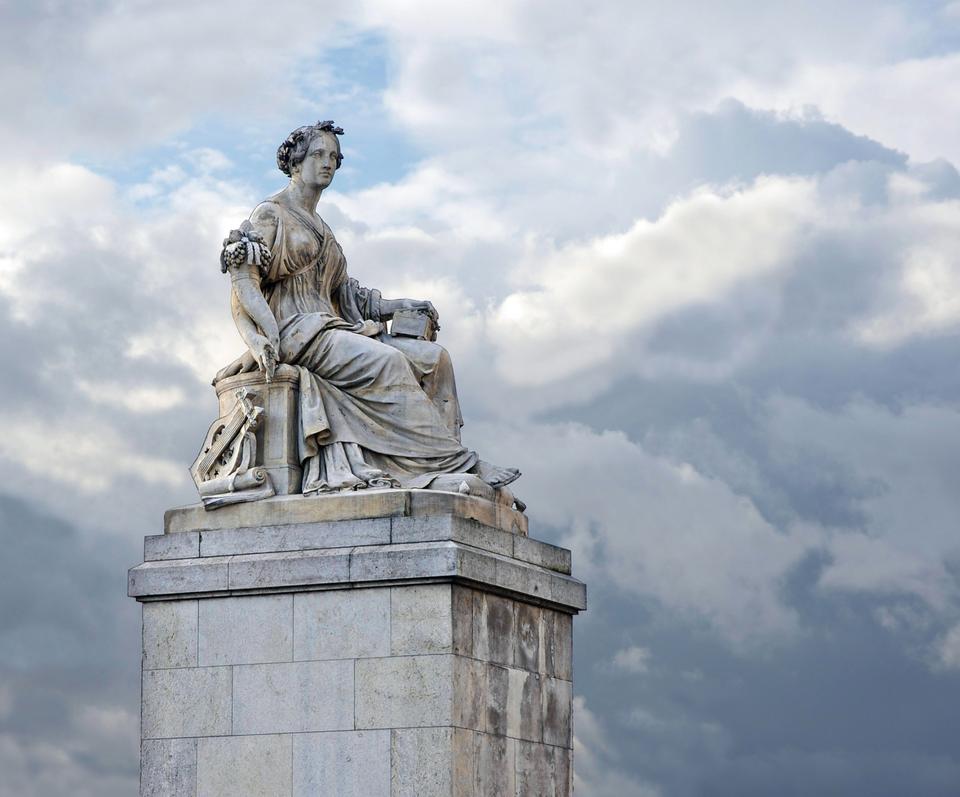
[232,199,477,493]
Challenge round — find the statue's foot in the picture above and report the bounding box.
[475,460,521,489]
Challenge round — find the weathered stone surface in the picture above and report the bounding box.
[199,518,389,557]
[452,586,474,656]
[542,610,573,680]
[197,734,291,797]
[513,535,571,575]
[515,741,561,797]
[486,663,510,736]
[349,540,458,583]
[198,594,292,665]
[130,535,585,614]
[233,659,354,734]
[293,730,390,797]
[407,490,525,536]
[166,491,408,533]
[134,508,583,795]
[392,727,453,797]
[476,733,516,797]
[141,738,196,797]
[227,548,349,590]
[142,600,197,669]
[142,667,231,739]
[356,655,454,728]
[392,584,452,655]
[473,593,515,666]
[515,602,541,672]
[542,677,573,748]
[507,668,542,743]
[392,514,513,556]
[453,657,485,731]
[144,532,199,562]
[128,557,229,598]
[294,588,389,660]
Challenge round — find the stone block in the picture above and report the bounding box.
[542,677,573,748]
[356,655,453,728]
[514,602,541,672]
[512,535,571,575]
[392,727,453,797]
[451,728,476,797]
[294,588,390,660]
[391,584,453,655]
[227,548,349,591]
[292,730,390,797]
[473,593,515,666]
[391,514,513,557]
[233,659,354,734]
[144,532,199,562]
[453,657,485,731]
[141,738,196,797]
[199,518,389,557]
[196,734,291,797]
[349,540,457,583]
[142,600,197,670]
[452,586,474,656]
[507,668,542,743]
[516,741,564,797]
[128,557,229,598]
[550,574,588,612]
[408,490,499,531]
[142,667,231,739]
[476,732,516,797]
[165,491,408,533]
[198,594,292,666]
[542,610,573,680]
[485,664,510,736]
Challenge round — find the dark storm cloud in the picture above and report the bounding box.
[0,493,140,796]
[575,572,960,797]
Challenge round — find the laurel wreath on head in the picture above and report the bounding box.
[276,120,345,176]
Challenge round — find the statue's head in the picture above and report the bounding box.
[276,121,344,180]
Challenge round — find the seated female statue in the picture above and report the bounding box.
[213,121,519,495]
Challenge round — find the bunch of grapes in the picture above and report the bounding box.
[220,227,271,273]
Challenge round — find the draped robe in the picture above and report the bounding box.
[249,199,478,493]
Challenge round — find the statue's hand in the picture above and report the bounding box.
[355,320,381,337]
[399,299,439,325]
[251,336,278,382]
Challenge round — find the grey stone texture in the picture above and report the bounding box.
[198,594,292,666]
[141,738,196,797]
[233,659,354,734]
[197,734,292,797]
[142,600,197,669]
[132,499,582,795]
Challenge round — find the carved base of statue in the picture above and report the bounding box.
[194,361,525,513]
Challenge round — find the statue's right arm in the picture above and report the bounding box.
[224,205,281,377]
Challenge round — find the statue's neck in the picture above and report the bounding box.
[283,180,322,215]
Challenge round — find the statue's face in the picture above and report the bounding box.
[296,131,340,189]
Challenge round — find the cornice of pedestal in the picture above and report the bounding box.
[130,494,585,614]
[164,489,528,537]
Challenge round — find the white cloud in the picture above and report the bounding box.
[470,420,814,644]
[0,416,183,494]
[611,645,652,674]
[490,176,818,386]
[935,623,960,670]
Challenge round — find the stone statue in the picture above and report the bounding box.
[191,121,522,510]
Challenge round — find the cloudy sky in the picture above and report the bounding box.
[2,0,960,794]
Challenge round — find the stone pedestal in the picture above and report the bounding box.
[128,491,586,796]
